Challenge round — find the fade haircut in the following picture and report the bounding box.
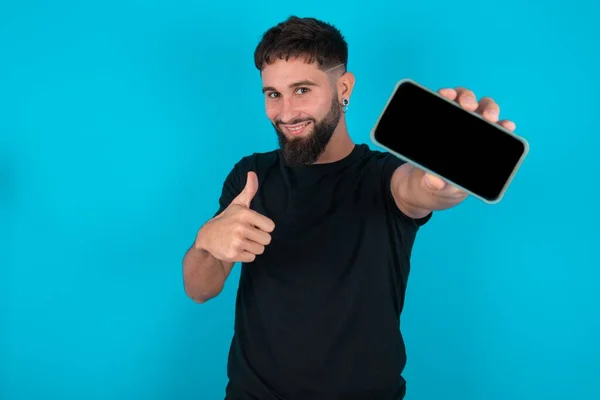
[254,16,348,73]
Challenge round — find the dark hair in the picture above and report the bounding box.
[254,16,348,72]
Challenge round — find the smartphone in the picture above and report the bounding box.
[370,78,529,204]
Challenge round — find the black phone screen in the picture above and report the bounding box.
[371,80,528,202]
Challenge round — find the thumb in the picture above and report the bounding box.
[233,171,259,207]
[422,172,447,191]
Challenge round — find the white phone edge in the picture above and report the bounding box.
[369,78,530,205]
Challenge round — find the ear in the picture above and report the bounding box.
[337,71,355,103]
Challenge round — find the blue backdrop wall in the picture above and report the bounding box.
[1,1,598,399]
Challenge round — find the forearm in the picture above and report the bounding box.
[394,164,465,218]
[182,241,228,303]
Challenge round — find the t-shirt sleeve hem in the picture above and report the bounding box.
[381,154,433,228]
[213,157,251,218]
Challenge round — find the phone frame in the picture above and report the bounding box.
[369,78,530,204]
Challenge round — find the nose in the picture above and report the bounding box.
[278,97,302,124]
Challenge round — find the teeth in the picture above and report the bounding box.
[288,122,309,131]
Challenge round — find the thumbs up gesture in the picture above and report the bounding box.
[197,172,275,263]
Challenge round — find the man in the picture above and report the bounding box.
[182,16,515,400]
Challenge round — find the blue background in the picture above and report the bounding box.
[1,1,598,399]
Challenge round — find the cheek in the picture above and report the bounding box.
[265,102,279,120]
[264,97,324,120]
[317,98,333,115]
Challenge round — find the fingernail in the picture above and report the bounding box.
[424,175,436,188]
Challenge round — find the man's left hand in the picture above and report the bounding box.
[420,87,517,200]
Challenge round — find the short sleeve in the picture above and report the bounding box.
[213,159,246,218]
[381,154,433,228]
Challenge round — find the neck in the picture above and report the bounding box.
[313,118,355,164]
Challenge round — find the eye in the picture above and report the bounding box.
[265,87,310,99]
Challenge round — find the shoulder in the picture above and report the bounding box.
[213,149,279,215]
[358,144,432,228]
[242,148,280,167]
[226,149,279,175]
[356,143,407,173]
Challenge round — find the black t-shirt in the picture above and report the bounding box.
[213,143,432,400]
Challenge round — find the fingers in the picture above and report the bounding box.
[422,171,466,198]
[455,87,478,111]
[243,224,272,246]
[226,233,265,262]
[237,251,258,263]
[476,97,500,123]
[221,221,270,263]
[231,236,265,262]
[239,237,265,256]
[445,86,508,127]
[423,173,447,190]
[498,120,516,131]
[228,245,259,263]
[438,88,457,101]
[241,208,276,233]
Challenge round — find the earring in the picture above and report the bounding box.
[342,98,349,113]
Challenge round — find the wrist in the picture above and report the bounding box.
[194,222,212,253]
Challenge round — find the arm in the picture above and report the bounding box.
[181,162,273,304]
[182,225,235,303]
[182,160,242,304]
[388,86,518,218]
[390,162,468,219]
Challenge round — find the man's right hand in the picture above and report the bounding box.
[195,171,275,263]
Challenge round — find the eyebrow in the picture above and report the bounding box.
[262,79,319,93]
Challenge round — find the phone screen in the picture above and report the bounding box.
[371,79,529,203]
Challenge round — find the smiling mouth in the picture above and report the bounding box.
[282,121,311,136]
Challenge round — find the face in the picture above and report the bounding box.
[261,58,348,166]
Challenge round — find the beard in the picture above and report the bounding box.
[273,93,342,167]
